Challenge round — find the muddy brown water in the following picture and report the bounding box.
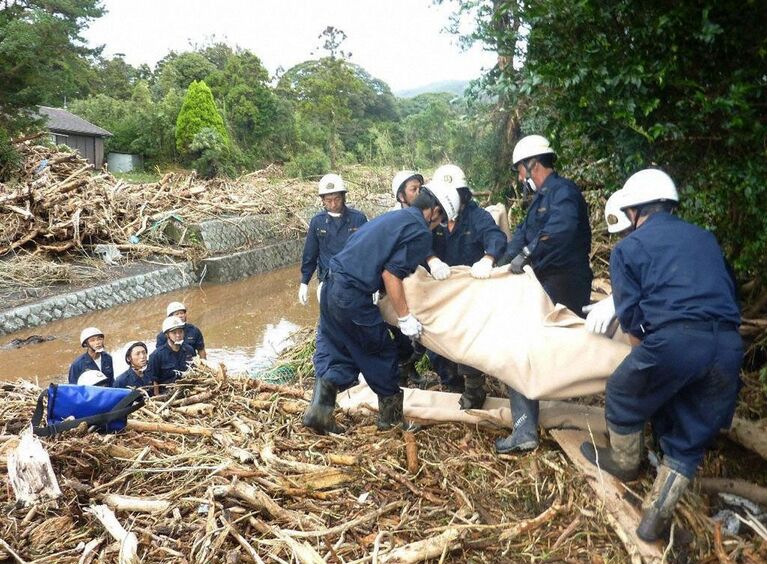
[0,265,318,386]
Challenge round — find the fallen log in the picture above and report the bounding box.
[126,420,213,436]
[380,528,462,563]
[697,478,767,507]
[103,494,171,514]
[210,481,319,529]
[404,431,419,474]
[727,417,767,461]
[86,504,140,564]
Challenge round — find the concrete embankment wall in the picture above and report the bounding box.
[0,214,305,336]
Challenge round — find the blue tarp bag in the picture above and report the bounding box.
[32,384,145,437]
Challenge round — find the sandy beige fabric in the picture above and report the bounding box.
[484,203,511,239]
[337,383,608,435]
[380,266,630,400]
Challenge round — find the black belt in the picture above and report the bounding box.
[657,320,738,333]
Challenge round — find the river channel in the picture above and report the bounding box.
[0,265,318,385]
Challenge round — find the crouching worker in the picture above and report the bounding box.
[77,369,110,387]
[145,316,196,392]
[114,341,154,394]
[303,180,461,434]
[156,301,206,359]
[69,327,114,386]
[579,169,743,542]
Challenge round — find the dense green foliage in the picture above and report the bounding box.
[445,0,767,278]
[0,0,104,136]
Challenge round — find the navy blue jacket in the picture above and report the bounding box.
[329,207,432,294]
[611,212,740,339]
[507,173,592,276]
[114,367,152,390]
[145,343,196,385]
[432,200,507,266]
[301,207,368,284]
[155,323,205,353]
[68,352,114,386]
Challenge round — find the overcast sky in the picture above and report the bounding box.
[81,0,496,93]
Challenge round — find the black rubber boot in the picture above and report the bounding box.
[302,378,344,435]
[580,427,642,482]
[377,390,420,431]
[636,465,689,541]
[459,373,487,409]
[398,359,429,389]
[495,386,539,453]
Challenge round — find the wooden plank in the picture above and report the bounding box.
[550,429,664,564]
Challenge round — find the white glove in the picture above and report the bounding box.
[428,257,451,281]
[372,291,380,305]
[398,313,423,339]
[470,256,494,279]
[583,295,616,335]
[316,281,323,304]
[298,283,309,305]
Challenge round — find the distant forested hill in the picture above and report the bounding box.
[395,79,469,98]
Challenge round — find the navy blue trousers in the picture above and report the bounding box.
[605,322,743,478]
[313,276,400,397]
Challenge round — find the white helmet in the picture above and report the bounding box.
[391,170,424,198]
[604,191,632,234]
[162,315,186,334]
[512,135,556,167]
[424,180,461,222]
[432,164,468,191]
[619,169,678,210]
[78,369,108,386]
[166,301,186,317]
[318,173,347,196]
[80,327,104,347]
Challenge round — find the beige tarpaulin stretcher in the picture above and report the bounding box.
[380,265,631,400]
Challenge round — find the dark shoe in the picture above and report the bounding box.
[302,378,344,435]
[636,465,689,541]
[495,387,539,453]
[398,359,428,389]
[459,373,487,409]
[580,428,642,482]
[377,390,420,431]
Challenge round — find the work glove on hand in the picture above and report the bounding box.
[372,291,380,306]
[298,283,309,305]
[427,257,451,281]
[470,256,494,279]
[398,313,423,339]
[316,282,323,304]
[508,247,531,275]
[582,295,616,335]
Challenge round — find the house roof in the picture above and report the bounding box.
[38,106,112,137]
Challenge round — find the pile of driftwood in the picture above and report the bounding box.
[0,142,389,260]
[1,351,767,563]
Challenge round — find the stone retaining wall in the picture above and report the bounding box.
[200,239,304,283]
[0,262,198,336]
[196,214,289,253]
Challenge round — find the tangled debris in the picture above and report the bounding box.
[0,351,766,563]
[0,142,390,260]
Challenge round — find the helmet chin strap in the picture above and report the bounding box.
[523,159,537,194]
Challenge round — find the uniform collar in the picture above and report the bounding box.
[537,171,559,193]
[404,205,429,227]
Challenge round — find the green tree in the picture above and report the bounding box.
[0,0,104,141]
[175,80,229,156]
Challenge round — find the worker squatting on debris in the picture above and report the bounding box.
[580,168,743,542]
[303,180,461,435]
[299,173,368,306]
[114,341,150,390]
[497,135,594,454]
[145,315,196,394]
[155,301,207,359]
[68,326,114,386]
[424,164,507,408]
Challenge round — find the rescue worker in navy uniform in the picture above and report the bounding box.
[155,302,206,358]
[580,169,743,542]
[497,135,593,453]
[145,316,196,393]
[298,173,367,306]
[425,164,507,407]
[389,170,429,388]
[68,327,114,386]
[303,181,461,434]
[114,341,152,392]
